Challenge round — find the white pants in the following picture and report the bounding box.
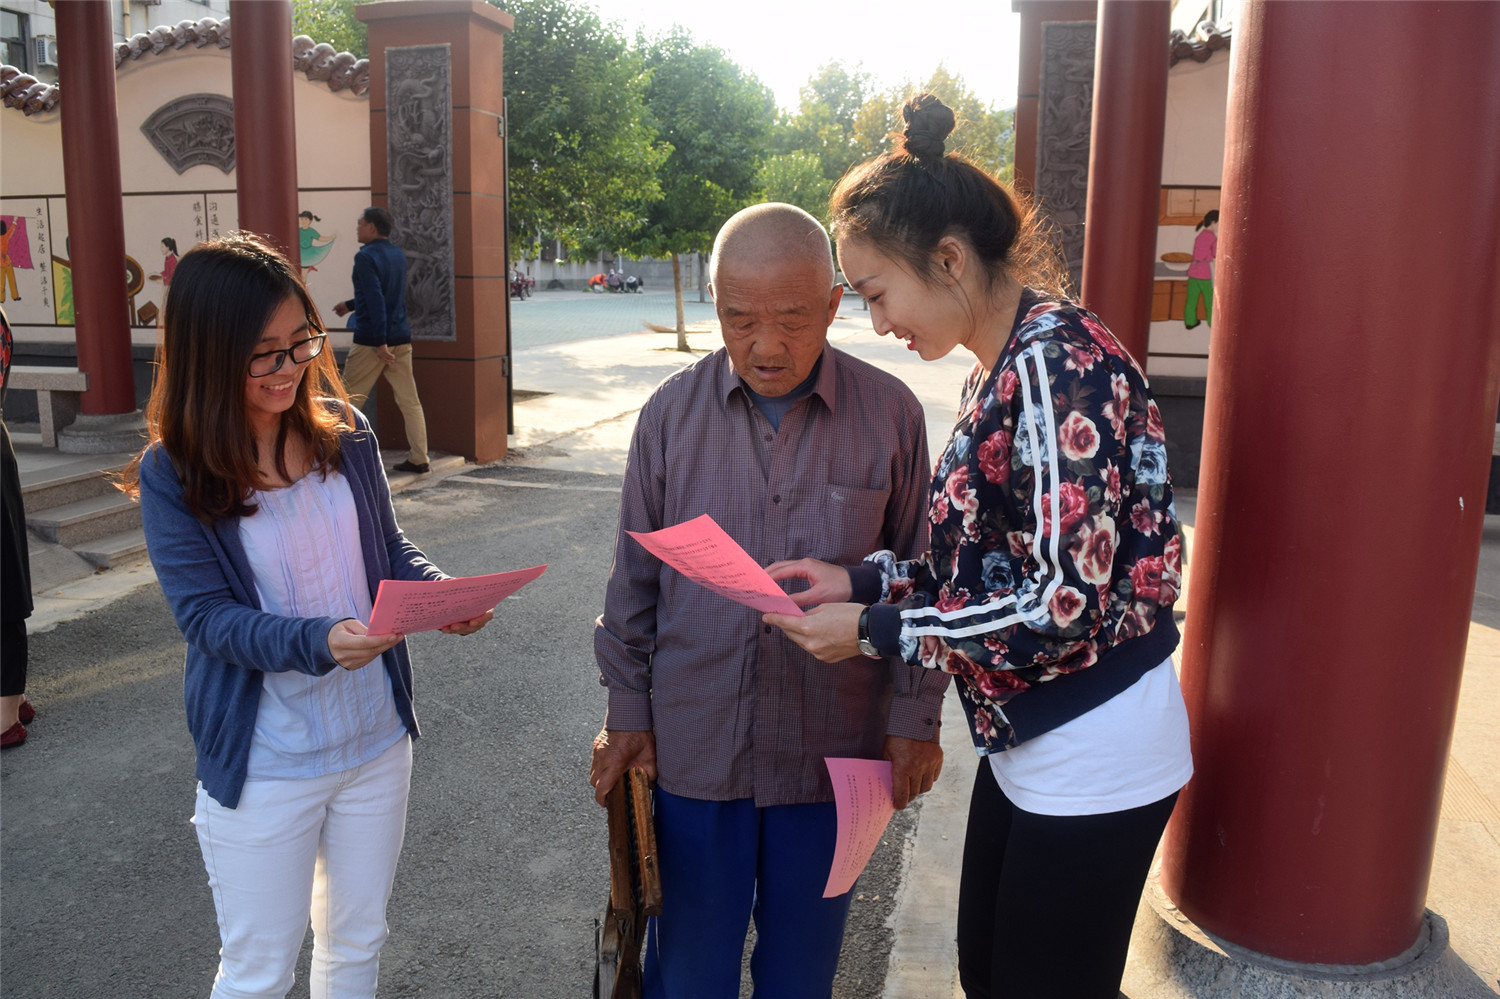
[192,736,413,999]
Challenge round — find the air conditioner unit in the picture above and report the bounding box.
[34,35,58,68]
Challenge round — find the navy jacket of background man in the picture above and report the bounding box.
[349,237,413,348]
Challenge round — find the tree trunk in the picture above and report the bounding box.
[697,251,706,304]
[672,252,689,352]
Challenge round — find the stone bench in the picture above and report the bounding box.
[7,365,89,447]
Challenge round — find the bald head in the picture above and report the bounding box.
[710,203,835,291]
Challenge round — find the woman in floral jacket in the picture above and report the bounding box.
[767,95,1193,999]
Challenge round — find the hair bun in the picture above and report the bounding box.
[900,94,955,160]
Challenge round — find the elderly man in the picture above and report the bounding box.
[333,206,430,474]
[590,203,948,997]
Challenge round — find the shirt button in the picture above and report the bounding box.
[772,495,781,504]
[764,625,772,634]
[764,434,773,442]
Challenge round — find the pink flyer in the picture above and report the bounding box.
[366,565,547,634]
[824,757,896,898]
[627,513,804,617]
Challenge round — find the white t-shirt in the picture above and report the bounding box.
[238,470,405,779]
[988,657,1193,816]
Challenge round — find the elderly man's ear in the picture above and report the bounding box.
[825,282,843,324]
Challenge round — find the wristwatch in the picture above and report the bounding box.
[857,605,882,659]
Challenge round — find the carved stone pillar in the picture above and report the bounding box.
[1012,0,1098,197]
[356,0,514,463]
[1033,19,1097,295]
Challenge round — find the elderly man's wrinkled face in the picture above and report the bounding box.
[712,255,841,398]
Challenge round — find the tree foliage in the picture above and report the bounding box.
[291,0,367,57]
[628,28,776,349]
[490,0,667,259]
[757,153,831,223]
[851,66,1016,183]
[630,28,777,259]
[771,62,874,184]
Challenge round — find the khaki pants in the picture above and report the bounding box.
[342,344,429,465]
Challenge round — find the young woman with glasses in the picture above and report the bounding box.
[121,232,491,998]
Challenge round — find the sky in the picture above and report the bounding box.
[593,0,1023,113]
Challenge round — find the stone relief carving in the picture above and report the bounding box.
[140,93,236,174]
[386,45,455,342]
[1036,21,1097,294]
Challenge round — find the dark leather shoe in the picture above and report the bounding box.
[392,460,430,474]
[1,722,26,749]
[18,699,34,723]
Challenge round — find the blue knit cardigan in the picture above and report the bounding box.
[137,409,445,808]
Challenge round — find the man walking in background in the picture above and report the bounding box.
[334,206,429,474]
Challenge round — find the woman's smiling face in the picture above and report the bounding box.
[242,295,312,435]
[837,237,966,362]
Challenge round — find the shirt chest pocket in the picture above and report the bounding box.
[784,484,893,565]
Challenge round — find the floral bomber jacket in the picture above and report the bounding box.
[866,292,1182,754]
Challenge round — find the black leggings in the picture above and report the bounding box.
[1,618,26,697]
[956,759,1178,999]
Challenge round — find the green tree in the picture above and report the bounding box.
[490,0,667,260]
[853,67,1016,183]
[291,0,367,57]
[630,28,776,350]
[756,152,831,223]
[772,62,874,183]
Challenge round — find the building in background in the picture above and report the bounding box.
[0,0,231,85]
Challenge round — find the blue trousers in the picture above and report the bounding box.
[643,789,855,999]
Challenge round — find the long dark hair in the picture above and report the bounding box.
[121,232,350,519]
[830,94,1069,297]
[1196,210,1220,231]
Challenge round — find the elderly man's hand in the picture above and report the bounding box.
[886,734,943,809]
[590,727,657,807]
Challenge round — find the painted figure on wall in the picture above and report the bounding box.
[298,210,336,278]
[52,238,72,325]
[151,237,179,289]
[1185,209,1218,329]
[0,219,29,303]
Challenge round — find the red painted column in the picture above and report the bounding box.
[229,0,300,267]
[1079,0,1168,365]
[55,0,134,416]
[1161,0,1500,965]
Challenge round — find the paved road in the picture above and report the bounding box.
[0,464,918,998]
[508,288,720,350]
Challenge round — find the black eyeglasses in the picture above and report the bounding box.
[248,334,328,377]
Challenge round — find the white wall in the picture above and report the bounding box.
[1162,55,1230,187]
[0,38,370,345]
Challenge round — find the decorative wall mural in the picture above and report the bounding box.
[385,45,455,342]
[1036,21,1096,295]
[140,93,236,174]
[298,209,336,280]
[1182,210,1218,329]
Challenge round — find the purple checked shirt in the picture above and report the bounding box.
[594,343,947,807]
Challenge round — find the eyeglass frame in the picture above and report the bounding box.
[247,333,329,377]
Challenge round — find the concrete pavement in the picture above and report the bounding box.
[5,289,1498,996]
